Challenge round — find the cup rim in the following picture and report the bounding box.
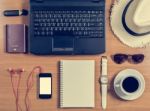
[120,76,141,95]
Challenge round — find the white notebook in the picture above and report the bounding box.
[60,60,95,108]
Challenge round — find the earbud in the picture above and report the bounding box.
[7,68,15,74]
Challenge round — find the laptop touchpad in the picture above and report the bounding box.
[52,37,74,52]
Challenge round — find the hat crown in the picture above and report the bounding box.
[134,0,150,27]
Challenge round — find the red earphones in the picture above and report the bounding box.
[7,66,42,111]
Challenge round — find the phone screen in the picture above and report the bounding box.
[39,73,52,99]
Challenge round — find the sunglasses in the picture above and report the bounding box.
[111,54,145,64]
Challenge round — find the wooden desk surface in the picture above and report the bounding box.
[0,0,150,111]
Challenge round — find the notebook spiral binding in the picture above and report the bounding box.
[60,61,64,107]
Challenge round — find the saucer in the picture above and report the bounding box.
[114,69,145,100]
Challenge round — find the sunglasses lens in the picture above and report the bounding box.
[113,54,128,64]
[132,54,144,64]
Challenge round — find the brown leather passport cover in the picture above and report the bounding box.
[5,24,27,53]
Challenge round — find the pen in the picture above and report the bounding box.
[100,56,108,110]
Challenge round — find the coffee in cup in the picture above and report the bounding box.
[122,76,139,93]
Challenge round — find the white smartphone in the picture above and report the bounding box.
[39,73,52,99]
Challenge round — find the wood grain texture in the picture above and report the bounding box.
[0,0,150,111]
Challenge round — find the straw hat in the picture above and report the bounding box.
[110,0,150,48]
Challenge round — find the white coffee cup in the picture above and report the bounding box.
[114,69,145,100]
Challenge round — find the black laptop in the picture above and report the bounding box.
[29,0,105,55]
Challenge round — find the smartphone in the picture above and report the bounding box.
[39,73,52,99]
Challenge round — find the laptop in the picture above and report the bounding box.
[29,0,105,55]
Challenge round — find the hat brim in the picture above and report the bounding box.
[110,0,150,48]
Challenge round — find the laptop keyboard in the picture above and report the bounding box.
[32,9,104,38]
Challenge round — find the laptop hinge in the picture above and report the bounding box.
[35,0,44,3]
[91,0,100,3]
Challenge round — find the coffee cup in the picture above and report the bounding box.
[114,69,145,100]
